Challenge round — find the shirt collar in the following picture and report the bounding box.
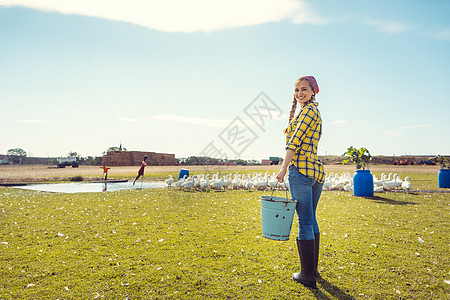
[301,101,318,110]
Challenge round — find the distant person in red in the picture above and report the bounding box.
[100,164,111,181]
[133,155,148,185]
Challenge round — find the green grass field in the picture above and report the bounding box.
[1,170,449,299]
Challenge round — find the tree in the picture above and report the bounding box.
[7,148,27,164]
[342,146,372,170]
[103,146,127,155]
[82,156,104,166]
[68,152,80,159]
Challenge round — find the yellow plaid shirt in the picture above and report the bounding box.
[285,102,325,183]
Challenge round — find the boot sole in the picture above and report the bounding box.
[292,275,317,289]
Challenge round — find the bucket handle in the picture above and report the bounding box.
[270,182,291,205]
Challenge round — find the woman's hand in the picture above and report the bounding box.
[276,168,287,183]
[276,149,295,183]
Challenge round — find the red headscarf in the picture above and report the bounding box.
[300,76,319,94]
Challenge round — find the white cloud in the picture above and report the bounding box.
[384,130,403,138]
[331,120,347,125]
[364,17,450,41]
[384,124,431,138]
[116,115,138,122]
[365,18,412,34]
[18,119,44,123]
[434,29,450,41]
[151,114,232,127]
[397,124,431,130]
[0,0,325,33]
[290,2,327,25]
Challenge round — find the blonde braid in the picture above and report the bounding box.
[283,97,297,134]
[288,96,297,124]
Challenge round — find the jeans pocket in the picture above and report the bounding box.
[298,173,315,186]
[288,165,297,181]
[289,166,315,186]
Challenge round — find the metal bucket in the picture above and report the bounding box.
[260,189,297,241]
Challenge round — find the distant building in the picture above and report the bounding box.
[103,151,178,166]
[262,157,283,165]
[0,155,11,165]
[261,159,271,165]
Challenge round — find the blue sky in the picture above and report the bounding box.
[1,0,449,160]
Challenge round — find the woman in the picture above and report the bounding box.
[276,76,324,289]
[133,155,148,185]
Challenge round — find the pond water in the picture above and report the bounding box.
[13,181,167,193]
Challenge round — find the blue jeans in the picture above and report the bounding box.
[288,165,323,240]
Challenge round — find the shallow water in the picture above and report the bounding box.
[13,181,167,193]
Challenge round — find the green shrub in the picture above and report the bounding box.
[70,175,83,182]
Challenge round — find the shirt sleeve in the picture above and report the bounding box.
[286,106,317,151]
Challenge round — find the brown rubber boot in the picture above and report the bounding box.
[292,238,317,289]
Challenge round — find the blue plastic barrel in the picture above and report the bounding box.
[353,170,374,197]
[438,169,450,188]
[261,196,297,241]
[178,169,189,180]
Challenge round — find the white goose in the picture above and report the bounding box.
[401,177,412,193]
[394,174,403,188]
[323,179,332,191]
[194,175,202,188]
[283,176,289,191]
[374,185,384,193]
[232,174,242,189]
[199,174,210,190]
[332,173,344,190]
[223,174,232,190]
[323,173,333,191]
[165,175,174,187]
[175,175,188,188]
[373,174,385,187]
[255,175,269,190]
[243,176,253,190]
[182,175,197,190]
[382,173,397,191]
[343,181,353,192]
[268,176,279,190]
[210,176,225,190]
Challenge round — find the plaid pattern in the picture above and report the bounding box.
[285,102,325,183]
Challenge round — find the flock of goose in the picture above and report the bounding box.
[164,171,413,193]
[165,172,282,191]
[323,172,412,193]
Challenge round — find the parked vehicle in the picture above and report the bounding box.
[393,157,416,165]
[57,157,79,168]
